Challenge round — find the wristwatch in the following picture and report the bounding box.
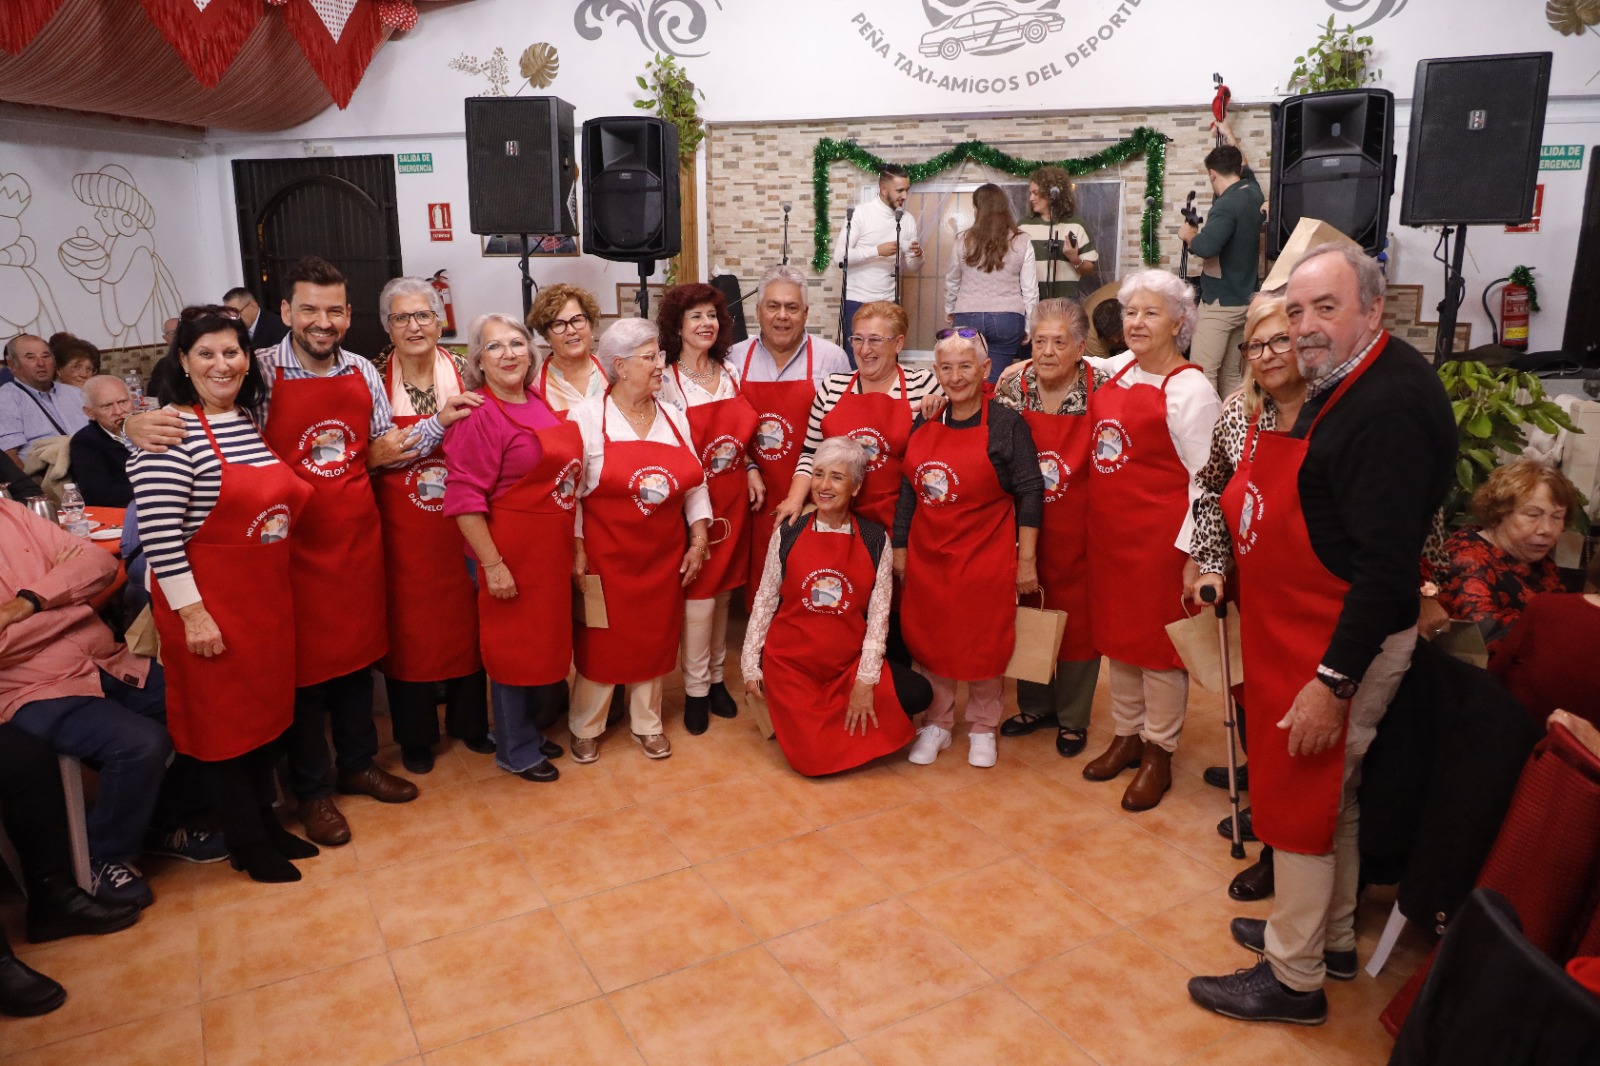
[1315,666,1358,700]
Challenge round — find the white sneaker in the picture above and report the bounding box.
[968,732,997,768]
[907,725,953,765]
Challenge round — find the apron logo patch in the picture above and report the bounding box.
[801,567,855,615]
[1090,419,1130,474]
[851,427,890,471]
[702,434,744,477]
[405,460,448,513]
[1237,481,1264,555]
[754,413,794,461]
[914,460,960,506]
[1037,450,1072,503]
[247,504,293,544]
[629,465,679,515]
[552,459,581,511]
[296,419,358,478]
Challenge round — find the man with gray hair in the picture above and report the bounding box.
[1188,243,1454,1025]
[69,374,135,506]
[0,334,88,469]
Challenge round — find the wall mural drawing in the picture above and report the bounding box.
[574,0,721,58]
[0,172,65,340]
[57,165,182,349]
[1325,0,1408,30]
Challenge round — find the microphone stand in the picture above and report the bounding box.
[837,205,855,344]
[1046,215,1059,289]
[781,202,792,266]
[893,208,904,305]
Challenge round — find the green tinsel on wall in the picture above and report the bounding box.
[1509,265,1540,313]
[810,128,1169,274]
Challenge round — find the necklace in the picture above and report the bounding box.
[616,396,655,435]
[680,356,719,390]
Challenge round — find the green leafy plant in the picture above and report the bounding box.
[1289,16,1381,94]
[633,54,704,162]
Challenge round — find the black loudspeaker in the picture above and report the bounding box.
[1268,89,1396,258]
[1400,53,1552,226]
[582,116,680,262]
[710,274,749,343]
[465,97,577,236]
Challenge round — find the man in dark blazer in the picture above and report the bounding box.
[69,375,134,507]
[223,286,289,352]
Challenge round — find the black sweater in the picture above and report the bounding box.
[68,423,133,508]
[892,399,1043,547]
[1289,334,1455,681]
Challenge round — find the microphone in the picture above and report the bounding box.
[1049,185,1061,201]
[782,201,792,213]
[845,205,855,221]
[894,208,904,223]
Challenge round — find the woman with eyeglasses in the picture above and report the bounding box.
[444,313,579,783]
[370,278,493,775]
[944,182,1039,383]
[527,285,606,415]
[569,318,712,763]
[1081,269,1220,812]
[773,302,941,531]
[894,326,1043,769]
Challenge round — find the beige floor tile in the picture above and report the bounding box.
[601,728,763,805]
[1175,1027,1327,1065]
[364,839,546,948]
[854,984,1097,1065]
[610,946,843,1066]
[424,997,643,1066]
[698,832,893,940]
[943,768,1116,853]
[1285,970,1414,1066]
[514,806,689,904]
[181,831,364,912]
[795,1047,870,1065]
[3,1005,202,1066]
[1125,786,1259,877]
[760,763,925,827]
[1029,821,1227,926]
[346,783,503,870]
[822,798,1009,894]
[474,761,635,835]
[197,876,386,999]
[643,773,816,863]
[1133,886,1275,977]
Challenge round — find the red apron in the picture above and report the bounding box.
[762,518,913,775]
[374,358,479,682]
[1221,340,1384,854]
[674,364,759,597]
[572,397,706,684]
[901,401,1017,680]
[263,365,388,686]
[476,389,585,686]
[152,408,312,760]
[1085,360,1199,670]
[741,338,816,604]
[1020,369,1097,661]
[539,354,605,419]
[818,367,914,528]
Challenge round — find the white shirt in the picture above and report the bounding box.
[658,359,743,411]
[569,392,713,537]
[844,196,923,302]
[737,335,851,389]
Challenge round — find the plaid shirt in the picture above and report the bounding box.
[1306,330,1384,400]
[253,337,446,457]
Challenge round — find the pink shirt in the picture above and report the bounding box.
[0,500,151,722]
[442,387,564,518]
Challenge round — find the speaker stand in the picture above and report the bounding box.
[518,234,536,321]
[1434,225,1468,365]
[635,261,654,320]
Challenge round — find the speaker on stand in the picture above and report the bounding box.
[582,116,681,319]
[1268,88,1396,260]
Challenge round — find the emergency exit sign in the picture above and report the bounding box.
[1540,145,1584,171]
[397,152,434,174]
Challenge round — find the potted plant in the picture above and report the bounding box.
[1288,16,1381,94]
[635,54,706,284]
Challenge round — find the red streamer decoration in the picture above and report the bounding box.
[0,0,66,55]
[138,0,262,89]
[276,0,386,109]
[378,1,416,31]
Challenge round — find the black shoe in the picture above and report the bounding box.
[1229,917,1357,980]
[1204,763,1248,791]
[708,682,738,719]
[1000,711,1056,737]
[539,739,564,760]
[1055,728,1088,757]
[401,746,435,774]
[1187,959,1328,1025]
[516,760,560,783]
[0,953,66,1017]
[684,694,710,736]
[263,811,321,861]
[606,686,628,728]
[1217,808,1258,843]
[228,842,301,884]
[1229,848,1275,902]
[25,876,141,943]
[456,736,496,756]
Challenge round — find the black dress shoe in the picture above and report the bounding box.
[1229,917,1357,980]
[1204,763,1248,791]
[539,739,564,760]
[1056,728,1088,757]
[1000,711,1056,737]
[1217,808,1258,843]
[401,746,435,774]
[25,876,141,943]
[228,842,301,884]
[1229,848,1275,902]
[516,760,560,783]
[708,682,738,719]
[684,694,710,736]
[457,736,496,756]
[0,952,66,1017]
[606,685,628,727]
[1187,959,1327,1025]
[262,809,320,861]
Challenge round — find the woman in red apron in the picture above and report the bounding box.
[570,318,711,763]
[742,437,928,775]
[372,279,489,775]
[446,313,580,784]
[658,284,762,733]
[129,310,319,883]
[1082,270,1221,811]
[896,328,1043,770]
[528,284,606,415]
[995,299,1105,759]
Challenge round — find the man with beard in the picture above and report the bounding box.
[126,259,480,847]
[841,165,923,363]
[1187,244,1454,1025]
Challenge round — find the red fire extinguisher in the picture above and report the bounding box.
[1490,265,1538,352]
[430,269,457,338]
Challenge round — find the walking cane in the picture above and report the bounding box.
[1200,584,1246,860]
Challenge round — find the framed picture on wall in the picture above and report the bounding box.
[481,233,579,257]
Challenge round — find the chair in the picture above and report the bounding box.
[0,756,93,896]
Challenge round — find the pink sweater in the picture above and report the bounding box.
[442,388,563,519]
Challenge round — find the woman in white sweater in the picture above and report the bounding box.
[945,183,1039,382]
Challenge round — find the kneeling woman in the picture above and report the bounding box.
[742,438,929,775]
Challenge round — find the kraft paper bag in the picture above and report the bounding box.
[1435,620,1490,670]
[574,574,609,628]
[1165,603,1244,692]
[745,688,775,740]
[1262,217,1366,291]
[1004,593,1068,685]
[124,604,160,661]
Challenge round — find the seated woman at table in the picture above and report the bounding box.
[743,437,927,775]
[527,284,606,414]
[128,307,319,883]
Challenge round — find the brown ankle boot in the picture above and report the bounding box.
[1082,734,1144,781]
[1121,744,1173,811]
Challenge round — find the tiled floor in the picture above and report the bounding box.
[0,657,1434,1065]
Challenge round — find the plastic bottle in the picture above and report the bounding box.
[123,369,145,410]
[59,483,90,537]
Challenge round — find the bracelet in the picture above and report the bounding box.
[481,558,505,568]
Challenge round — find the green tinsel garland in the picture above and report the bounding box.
[810,129,1169,274]
[1509,265,1540,313]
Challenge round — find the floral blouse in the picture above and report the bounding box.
[1435,527,1567,651]
[993,362,1107,416]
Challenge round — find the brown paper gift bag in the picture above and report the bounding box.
[124,604,161,662]
[572,574,609,628]
[1004,592,1068,685]
[1164,598,1244,692]
[745,688,775,740]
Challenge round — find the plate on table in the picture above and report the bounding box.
[90,528,121,541]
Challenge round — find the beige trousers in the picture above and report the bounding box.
[569,673,664,740]
[1190,301,1250,397]
[1265,628,1418,991]
[1108,659,1189,752]
[681,591,732,697]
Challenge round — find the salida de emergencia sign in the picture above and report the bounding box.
[1540,145,1585,171]
[398,152,434,174]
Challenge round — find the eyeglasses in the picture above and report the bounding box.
[848,334,902,349]
[631,349,667,364]
[1239,333,1294,360]
[482,339,529,355]
[547,313,589,335]
[388,310,438,328]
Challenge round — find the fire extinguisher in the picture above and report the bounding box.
[1486,266,1538,352]
[430,269,457,338]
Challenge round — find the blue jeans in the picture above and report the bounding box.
[11,665,173,863]
[952,311,1028,383]
[490,682,558,774]
[840,299,865,367]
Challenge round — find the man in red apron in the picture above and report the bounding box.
[1188,246,1455,1025]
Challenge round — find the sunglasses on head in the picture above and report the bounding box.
[935,327,981,340]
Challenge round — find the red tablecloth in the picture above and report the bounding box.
[83,505,127,608]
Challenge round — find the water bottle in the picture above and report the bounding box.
[59,483,90,538]
[123,369,146,410]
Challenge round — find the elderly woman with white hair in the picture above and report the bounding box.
[743,436,929,775]
[372,278,493,775]
[568,318,712,762]
[444,313,580,783]
[1081,268,1221,811]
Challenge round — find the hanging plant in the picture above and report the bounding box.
[1288,16,1381,94]
[1509,264,1541,312]
[634,53,705,162]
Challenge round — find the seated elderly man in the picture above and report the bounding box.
[68,374,135,507]
[0,334,89,469]
[0,498,223,909]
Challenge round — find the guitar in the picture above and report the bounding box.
[1211,72,1232,148]
[1177,191,1203,293]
